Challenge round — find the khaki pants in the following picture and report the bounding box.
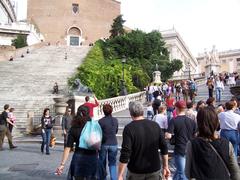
[127,170,162,180]
[0,125,14,149]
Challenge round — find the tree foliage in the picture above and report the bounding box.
[109,15,126,38]
[102,29,182,81]
[69,42,138,99]
[69,27,183,99]
[11,35,28,49]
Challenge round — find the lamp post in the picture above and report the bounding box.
[120,57,128,95]
[188,62,191,80]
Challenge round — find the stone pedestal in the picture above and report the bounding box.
[26,111,34,134]
[205,63,220,77]
[152,71,162,84]
[53,97,69,137]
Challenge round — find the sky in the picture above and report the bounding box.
[14,0,240,56]
[121,0,240,56]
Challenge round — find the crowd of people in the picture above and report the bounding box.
[53,91,240,179]
[2,78,240,180]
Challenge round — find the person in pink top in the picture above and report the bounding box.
[82,95,99,118]
[8,108,16,133]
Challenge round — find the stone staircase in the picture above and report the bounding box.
[0,45,91,136]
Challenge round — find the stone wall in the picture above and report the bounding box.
[27,0,120,45]
[0,42,45,61]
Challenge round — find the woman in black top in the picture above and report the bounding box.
[56,105,98,180]
[185,107,240,180]
[41,108,54,155]
[99,104,118,180]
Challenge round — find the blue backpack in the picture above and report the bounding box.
[79,120,102,150]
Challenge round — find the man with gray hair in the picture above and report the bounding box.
[118,101,170,180]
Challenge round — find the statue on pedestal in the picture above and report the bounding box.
[204,45,220,65]
[204,45,221,77]
[152,64,162,84]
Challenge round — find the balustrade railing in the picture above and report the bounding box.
[96,91,146,119]
[31,91,145,128]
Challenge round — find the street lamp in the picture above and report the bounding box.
[120,57,128,95]
[188,62,191,80]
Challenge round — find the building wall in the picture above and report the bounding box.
[197,50,240,74]
[27,0,120,45]
[161,29,199,79]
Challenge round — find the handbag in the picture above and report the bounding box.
[50,134,56,147]
[79,120,102,150]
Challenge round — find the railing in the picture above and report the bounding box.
[171,73,204,80]
[31,91,145,127]
[96,91,146,119]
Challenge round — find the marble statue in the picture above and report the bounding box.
[72,79,92,94]
[204,45,220,64]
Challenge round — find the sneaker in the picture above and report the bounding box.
[10,145,17,149]
[46,152,50,155]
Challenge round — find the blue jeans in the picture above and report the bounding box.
[99,145,118,180]
[220,129,239,157]
[147,111,153,120]
[173,154,187,180]
[215,87,222,102]
[41,128,51,154]
[167,107,174,123]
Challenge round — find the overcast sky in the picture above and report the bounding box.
[15,0,240,56]
[121,0,240,56]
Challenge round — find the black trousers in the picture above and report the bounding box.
[208,88,213,98]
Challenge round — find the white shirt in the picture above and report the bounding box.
[215,80,224,90]
[148,85,155,94]
[147,106,153,112]
[218,110,240,130]
[153,114,168,129]
[162,84,168,91]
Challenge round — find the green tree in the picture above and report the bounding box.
[161,59,183,81]
[11,35,28,49]
[69,28,184,99]
[109,15,126,38]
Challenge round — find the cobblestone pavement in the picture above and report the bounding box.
[0,142,71,180]
[0,140,175,180]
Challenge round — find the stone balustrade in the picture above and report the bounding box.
[95,91,146,119]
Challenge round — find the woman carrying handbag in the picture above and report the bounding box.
[185,107,240,180]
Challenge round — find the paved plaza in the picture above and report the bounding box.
[0,142,70,180]
[0,84,235,180]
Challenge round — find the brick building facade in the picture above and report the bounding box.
[27,0,120,46]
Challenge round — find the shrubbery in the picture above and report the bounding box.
[11,35,28,49]
[69,16,183,99]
